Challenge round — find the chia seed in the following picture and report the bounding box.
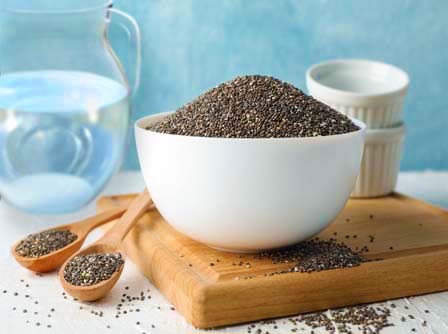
[16,230,78,258]
[63,253,124,286]
[149,75,359,138]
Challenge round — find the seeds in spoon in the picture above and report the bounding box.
[16,230,78,258]
[63,253,124,286]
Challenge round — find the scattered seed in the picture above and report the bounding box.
[293,304,394,334]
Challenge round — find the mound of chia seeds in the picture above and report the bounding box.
[16,230,78,258]
[255,239,366,274]
[149,75,359,138]
[63,253,124,287]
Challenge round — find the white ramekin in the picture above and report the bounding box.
[306,59,409,129]
[351,123,405,198]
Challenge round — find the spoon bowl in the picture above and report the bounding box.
[11,207,127,273]
[59,243,125,302]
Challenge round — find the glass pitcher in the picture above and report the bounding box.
[0,0,141,214]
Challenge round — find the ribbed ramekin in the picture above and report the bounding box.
[351,123,405,198]
[322,98,405,129]
[306,59,409,129]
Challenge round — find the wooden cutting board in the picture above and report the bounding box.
[97,193,448,329]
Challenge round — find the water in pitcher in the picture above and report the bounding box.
[0,71,130,213]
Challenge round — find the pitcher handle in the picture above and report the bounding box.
[109,8,141,97]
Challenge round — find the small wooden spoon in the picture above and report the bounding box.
[11,207,128,273]
[59,189,152,301]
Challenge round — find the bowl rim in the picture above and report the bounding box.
[306,58,410,100]
[135,111,366,143]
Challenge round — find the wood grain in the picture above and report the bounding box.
[98,193,448,328]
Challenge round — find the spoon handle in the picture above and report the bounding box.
[72,207,128,235]
[100,189,152,244]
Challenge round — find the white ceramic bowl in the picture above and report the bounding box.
[351,123,405,198]
[135,112,366,252]
[307,59,409,128]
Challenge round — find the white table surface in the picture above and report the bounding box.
[1,171,448,334]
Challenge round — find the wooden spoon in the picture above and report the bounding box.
[11,207,128,273]
[59,189,152,301]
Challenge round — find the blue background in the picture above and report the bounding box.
[112,0,447,170]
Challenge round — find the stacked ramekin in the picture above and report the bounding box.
[307,59,409,197]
